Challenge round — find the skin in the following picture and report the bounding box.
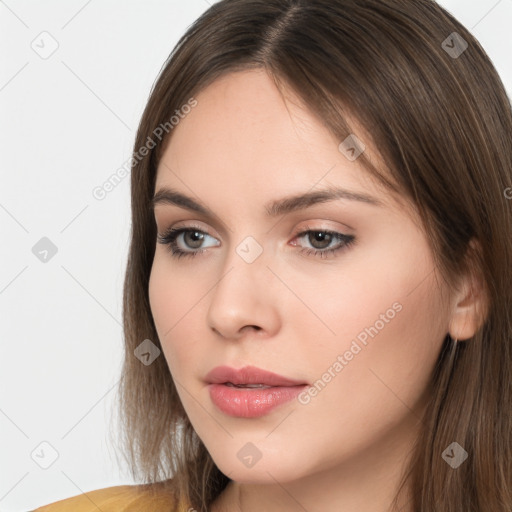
[148,69,484,512]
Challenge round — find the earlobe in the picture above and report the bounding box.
[448,239,489,341]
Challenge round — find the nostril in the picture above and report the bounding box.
[244,325,261,332]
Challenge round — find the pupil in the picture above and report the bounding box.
[310,231,331,249]
[185,231,204,248]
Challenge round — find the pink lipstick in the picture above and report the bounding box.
[205,365,308,418]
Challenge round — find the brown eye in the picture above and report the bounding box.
[293,229,356,260]
[307,231,334,250]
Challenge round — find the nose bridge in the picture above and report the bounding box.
[213,233,268,305]
[206,232,277,337]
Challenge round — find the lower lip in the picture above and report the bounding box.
[208,383,307,418]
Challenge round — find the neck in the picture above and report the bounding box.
[210,415,419,512]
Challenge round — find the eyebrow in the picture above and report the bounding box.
[151,185,383,217]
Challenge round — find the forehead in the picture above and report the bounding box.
[155,69,408,216]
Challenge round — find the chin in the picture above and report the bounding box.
[210,449,310,485]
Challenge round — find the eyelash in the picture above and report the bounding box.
[156,224,356,260]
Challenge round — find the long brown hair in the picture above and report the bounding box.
[115,1,512,510]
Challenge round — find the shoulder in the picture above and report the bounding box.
[31,483,189,512]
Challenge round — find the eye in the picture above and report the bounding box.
[156,224,356,260]
[291,226,356,259]
[157,225,219,259]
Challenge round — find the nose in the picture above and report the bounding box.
[206,240,281,341]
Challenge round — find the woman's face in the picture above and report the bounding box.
[148,69,452,485]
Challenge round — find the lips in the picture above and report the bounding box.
[205,365,307,387]
[205,365,308,418]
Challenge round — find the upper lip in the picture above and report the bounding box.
[205,365,307,387]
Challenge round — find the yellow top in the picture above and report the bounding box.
[32,484,192,512]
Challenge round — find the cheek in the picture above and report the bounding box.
[292,237,445,422]
[282,243,431,345]
[148,256,207,376]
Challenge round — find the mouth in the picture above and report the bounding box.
[205,364,308,387]
[205,365,308,418]
[224,383,273,389]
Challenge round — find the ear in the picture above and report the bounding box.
[448,238,489,341]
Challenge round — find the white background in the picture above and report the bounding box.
[1,1,510,510]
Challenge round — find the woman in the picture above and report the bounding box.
[34,0,512,510]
